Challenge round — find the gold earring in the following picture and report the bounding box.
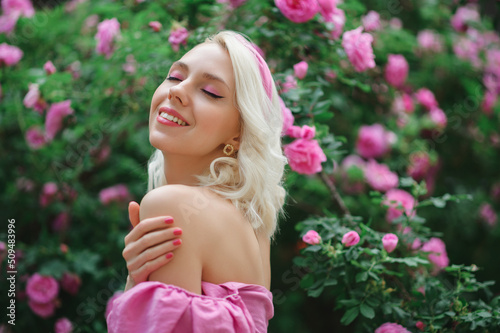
[223,144,235,156]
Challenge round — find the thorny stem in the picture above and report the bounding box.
[320,171,351,218]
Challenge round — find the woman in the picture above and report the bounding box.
[106,30,286,332]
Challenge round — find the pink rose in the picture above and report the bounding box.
[342,26,376,72]
[44,60,56,75]
[361,10,381,32]
[52,212,70,232]
[274,0,319,23]
[382,233,398,253]
[414,88,438,110]
[389,17,402,30]
[385,54,409,88]
[417,30,443,53]
[375,322,411,333]
[383,189,416,223]
[293,61,308,79]
[302,230,321,245]
[453,36,481,68]
[328,7,345,40]
[0,13,20,34]
[105,291,124,319]
[365,160,398,192]
[122,54,136,74]
[342,231,360,247]
[428,107,447,129]
[316,0,335,20]
[168,26,189,52]
[99,184,131,205]
[481,91,497,115]
[23,83,40,109]
[279,97,294,136]
[392,93,414,115]
[356,124,393,159]
[148,21,162,32]
[39,182,60,207]
[0,42,23,66]
[407,151,430,181]
[28,299,56,318]
[284,138,327,175]
[421,237,449,275]
[25,126,46,150]
[95,18,120,58]
[416,321,426,331]
[479,203,497,227]
[45,100,74,141]
[228,0,247,8]
[55,317,73,333]
[287,125,315,139]
[60,272,81,295]
[2,0,35,17]
[281,74,297,93]
[484,49,500,94]
[26,273,59,304]
[451,5,480,33]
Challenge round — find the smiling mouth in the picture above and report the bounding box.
[158,112,188,126]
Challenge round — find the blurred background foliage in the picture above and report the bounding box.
[1,0,500,332]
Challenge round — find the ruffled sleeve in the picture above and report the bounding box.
[106,281,273,333]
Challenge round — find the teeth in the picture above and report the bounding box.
[159,112,188,126]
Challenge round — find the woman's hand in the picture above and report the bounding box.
[122,201,182,291]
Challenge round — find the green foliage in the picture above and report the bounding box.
[1,0,500,332]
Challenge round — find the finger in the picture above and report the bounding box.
[126,237,181,272]
[128,201,141,228]
[124,215,176,245]
[130,251,175,284]
[123,227,182,261]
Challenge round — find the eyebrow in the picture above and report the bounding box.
[171,61,229,89]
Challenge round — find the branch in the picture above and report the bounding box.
[320,171,351,218]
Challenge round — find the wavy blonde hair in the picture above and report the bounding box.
[147,31,286,239]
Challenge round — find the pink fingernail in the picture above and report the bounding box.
[166,252,173,259]
[165,218,174,224]
[173,228,182,236]
[173,239,182,246]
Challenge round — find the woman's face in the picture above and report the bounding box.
[149,42,240,164]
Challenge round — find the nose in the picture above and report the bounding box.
[168,82,188,106]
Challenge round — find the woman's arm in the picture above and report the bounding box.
[139,185,204,294]
[122,201,183,291]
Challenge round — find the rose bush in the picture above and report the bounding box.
[1,0,500,332]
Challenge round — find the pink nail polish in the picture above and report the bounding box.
[165,218,174,224]
[173,228,182,236]
[166,252,173,259]
[173,239,182,246]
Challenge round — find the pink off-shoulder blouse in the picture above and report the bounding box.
[106,280,274,333]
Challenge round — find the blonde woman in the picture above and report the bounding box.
[106,31,286,332]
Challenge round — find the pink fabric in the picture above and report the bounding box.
[106,281,273,333]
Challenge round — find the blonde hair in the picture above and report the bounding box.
[147,31,286,239]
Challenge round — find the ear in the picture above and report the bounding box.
[228,135,240,151]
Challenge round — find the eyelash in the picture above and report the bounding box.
[166,76,223,99]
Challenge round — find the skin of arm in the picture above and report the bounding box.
[139,185,204,295]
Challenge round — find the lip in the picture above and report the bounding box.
[158,106,190,125]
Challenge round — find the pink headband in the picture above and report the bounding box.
[235,35,274,101]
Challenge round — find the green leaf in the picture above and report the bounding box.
[340,307,359,326]
[308,285,325,298]
[360,303,375,319]
[355,271,368,282]
[300,274,314,289]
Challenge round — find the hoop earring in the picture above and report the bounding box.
[223,144,235,156]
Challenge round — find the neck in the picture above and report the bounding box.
[162,154,212,186]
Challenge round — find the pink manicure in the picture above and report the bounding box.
[166,252,174,259]
[165,218,174,224]
[173,239,182,246]
[173,228,182,236]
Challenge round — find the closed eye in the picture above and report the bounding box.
[166,76,182,82]
[202,90,223,99]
